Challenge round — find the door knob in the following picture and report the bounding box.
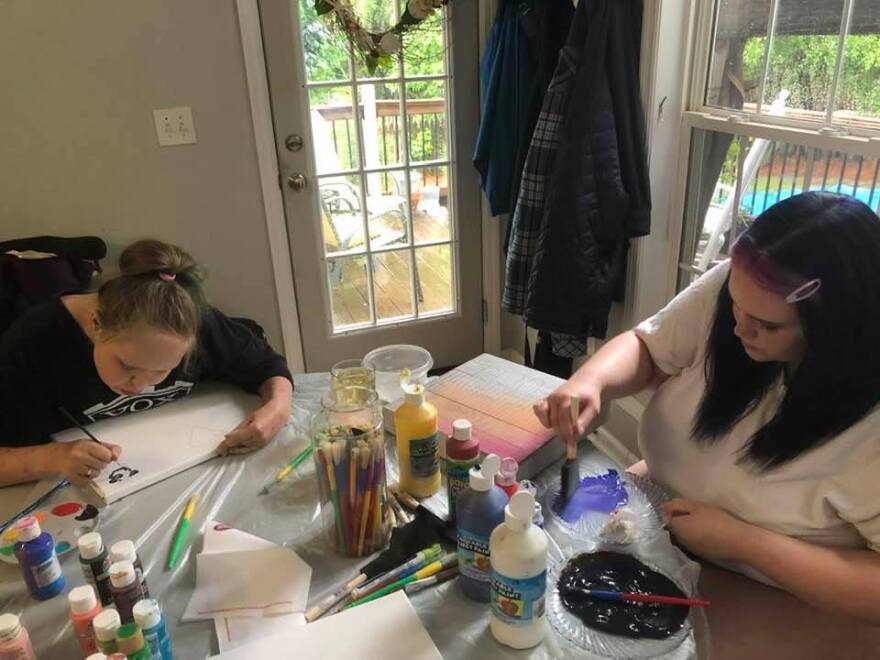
[287,173,308,191]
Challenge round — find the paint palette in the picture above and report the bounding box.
[0,501,100,564]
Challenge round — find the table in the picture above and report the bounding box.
[2,373,879,659]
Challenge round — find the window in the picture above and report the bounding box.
[674,0,880,290]
[298,0,457,332]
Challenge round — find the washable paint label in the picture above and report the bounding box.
[491,570,547,626]
[409,433,440,478]
[30,554,63,588]
[446,459,478,510]
[457,528,492,582]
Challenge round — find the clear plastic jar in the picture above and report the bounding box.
[311,386,390,557]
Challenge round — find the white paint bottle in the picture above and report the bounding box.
[488,490,548,649]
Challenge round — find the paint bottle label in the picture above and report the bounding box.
[143,630,164,660]
[409,433,439,478]
[447,458,478,510]
[490,570,547,627]
[457,529,492,582]
[30,555,63,588]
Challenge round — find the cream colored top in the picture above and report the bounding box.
[634,262,880,579]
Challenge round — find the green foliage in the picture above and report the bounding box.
[741,34,880,115]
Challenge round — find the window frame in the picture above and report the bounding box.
[665,0,880,299]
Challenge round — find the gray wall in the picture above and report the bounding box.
[0,0,285,348]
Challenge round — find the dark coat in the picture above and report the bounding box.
[524,0,650,339]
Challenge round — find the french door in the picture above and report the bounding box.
[260,0,483,371]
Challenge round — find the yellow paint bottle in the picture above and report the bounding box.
[395,385,440,498]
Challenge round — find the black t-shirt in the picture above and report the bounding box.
[0,298,293,447]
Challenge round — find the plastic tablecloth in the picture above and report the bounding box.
[0,373,708,658]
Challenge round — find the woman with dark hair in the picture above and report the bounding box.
[535,192,880,621]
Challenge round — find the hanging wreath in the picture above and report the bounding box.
[315,0,449,74]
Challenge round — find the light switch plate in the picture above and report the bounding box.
[152,106,197,146]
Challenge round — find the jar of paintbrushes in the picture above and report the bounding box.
[311,386,390,558]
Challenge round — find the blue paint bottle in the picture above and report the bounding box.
[456,454,508,602]
[13,515,66,600]
[133,599,174,660]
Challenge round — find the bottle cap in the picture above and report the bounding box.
[78,532,104,560]
[451,419,472,441]
[115,622,145,655]
[93,609,121,642]
[86,654,108,660]
[107,655,127,660]
[132,599,161,630]
[109,561,136,588]
[110,539,136,564]
[69,585,98,614]
[0,613,22,642]
[404,384,425,406]
[468,454,500,492]
[15,516,41,543]
[504,490,536,531]
[495,457,519,487]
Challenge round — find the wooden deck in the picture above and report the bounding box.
[329,211,453,327]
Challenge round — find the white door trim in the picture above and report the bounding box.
[235,0,305,372]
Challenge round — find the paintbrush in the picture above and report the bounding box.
[58,407,124,470]
[560,395,580,504]
[573,588,710,608]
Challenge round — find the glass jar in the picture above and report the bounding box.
[310,386,390,557]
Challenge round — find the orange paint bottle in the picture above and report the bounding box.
[69,585,102,657]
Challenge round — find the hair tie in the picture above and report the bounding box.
[158,272,176,282]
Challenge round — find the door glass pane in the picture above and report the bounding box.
[351,0,400,80]
[403,12,446,76]
[760,0,845,117]
[320,175,365,255]
[358,83,403,168]
[406,81,448,163]
[299,0,351,82]
[365,169,409,249]
[327,254,372,328]
[415,244,453,315]
[372,249,415,321]
[310,87,359,173]
[411,166,451,244]
[833,0,880,126]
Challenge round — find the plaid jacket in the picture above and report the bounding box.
[502,27,588,357]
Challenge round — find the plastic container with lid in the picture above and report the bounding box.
[394,384,440,498]
[363,344,433,403]
[69,584,102,656]
[445,418,480,522]
[489,490,548,649]
[456,454,507,602]
[93,609,121,655]
[109,540,149,598]
[13,515,65,600]
[0,613,35,660]
[79,532,113,606]
[115,623,151,660]
[133,599,173,660]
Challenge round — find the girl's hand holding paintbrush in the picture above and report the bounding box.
[52,440,122,486]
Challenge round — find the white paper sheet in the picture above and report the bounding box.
[213,613,307,654]
[182,546,311,621]
[52,384,260,503]
[202,521,277,554]
[209,592,442,660]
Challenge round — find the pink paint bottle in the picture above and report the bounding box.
[69,585,102,656]
[495,457,519,498]
[0,613,36,660]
